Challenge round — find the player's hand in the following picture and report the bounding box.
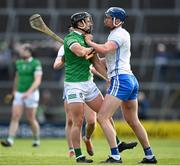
[4,94,13,104]
[22,92,31,99]
[85,34,93,44]
[85,50,96,60]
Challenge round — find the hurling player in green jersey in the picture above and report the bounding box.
[63,12,137,163]
[1,43,43,147]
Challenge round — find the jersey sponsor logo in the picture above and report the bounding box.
[68,94,77,99]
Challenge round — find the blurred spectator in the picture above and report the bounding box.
[38,89,54,124]
[0,42,13,80]
[154,43,169,82]
[175,42,180,82]
[138,91,149,120]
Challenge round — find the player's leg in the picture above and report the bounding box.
[86,92,137,154]
[1,92,25,147]
[64,83,93,163]
[121,99,157,164]
[25,107,40,147]
[1,104,24,147]
[69,102,93,163]
[109,117,137,152]
[25,90,40,147]
[97,94,122,163]
[64,101,75,157]
[83,104,96,156]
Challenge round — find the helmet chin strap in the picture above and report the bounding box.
[112,17,122,27]
[77,20,91,34]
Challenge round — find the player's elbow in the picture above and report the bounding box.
[53,63,58,70]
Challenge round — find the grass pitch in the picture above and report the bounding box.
[0,138,180,165]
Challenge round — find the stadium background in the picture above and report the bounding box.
[0,0,180,139]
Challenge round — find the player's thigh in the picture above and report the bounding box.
[84,104,96,124]
[86,94,103,113]
[98,94,122,120]
[121,99,139,122]
[64,100,73,124]
[68,102,84,125]
[11,104,24,120]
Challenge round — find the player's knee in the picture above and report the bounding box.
[73,119,84,128]
[97,113,106,124]
[11,113,21,122]
[126,119,140,129]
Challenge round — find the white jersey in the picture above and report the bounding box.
[105,26,133,78]
[57,45,64,58]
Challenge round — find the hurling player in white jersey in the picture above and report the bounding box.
[85,7,157,164]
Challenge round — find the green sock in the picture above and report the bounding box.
[74,148,82,158]
[116,136,121,145]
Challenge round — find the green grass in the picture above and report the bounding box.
[0,138,180,165]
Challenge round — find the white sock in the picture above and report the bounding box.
[111,155,121,160]
[145,155,154,159]
[7,137,14,145]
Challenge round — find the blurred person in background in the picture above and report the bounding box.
[154,43,169,82]
[138,91,150,120]
[37,89,53,124]
[0,41,14,80]
[85,7,157,164]
[174,42,180,82]
[1,43,43,147]
[54,43,137,158]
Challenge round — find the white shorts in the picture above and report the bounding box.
[13,90,39,108]
[64,80,100,104]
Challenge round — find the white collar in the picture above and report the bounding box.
[26,57,33,62]
[74,30,83,36]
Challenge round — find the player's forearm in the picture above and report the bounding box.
[86,41,109,55]
[91,55,108,80]
[53,57,64,70]
[27,75,42,94]
[71,43,94,57]
[93,63,108,81]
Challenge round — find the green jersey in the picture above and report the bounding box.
[64,31,92,82]
[16,57,42,92]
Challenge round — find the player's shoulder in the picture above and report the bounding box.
[16,59,23,65]
[64,31,75,40]
[120,27,130,37]
[64,32,80,48]
[32,58,42,65]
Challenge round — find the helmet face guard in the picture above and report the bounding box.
[105,7,126,22]
[71,12,93,33]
